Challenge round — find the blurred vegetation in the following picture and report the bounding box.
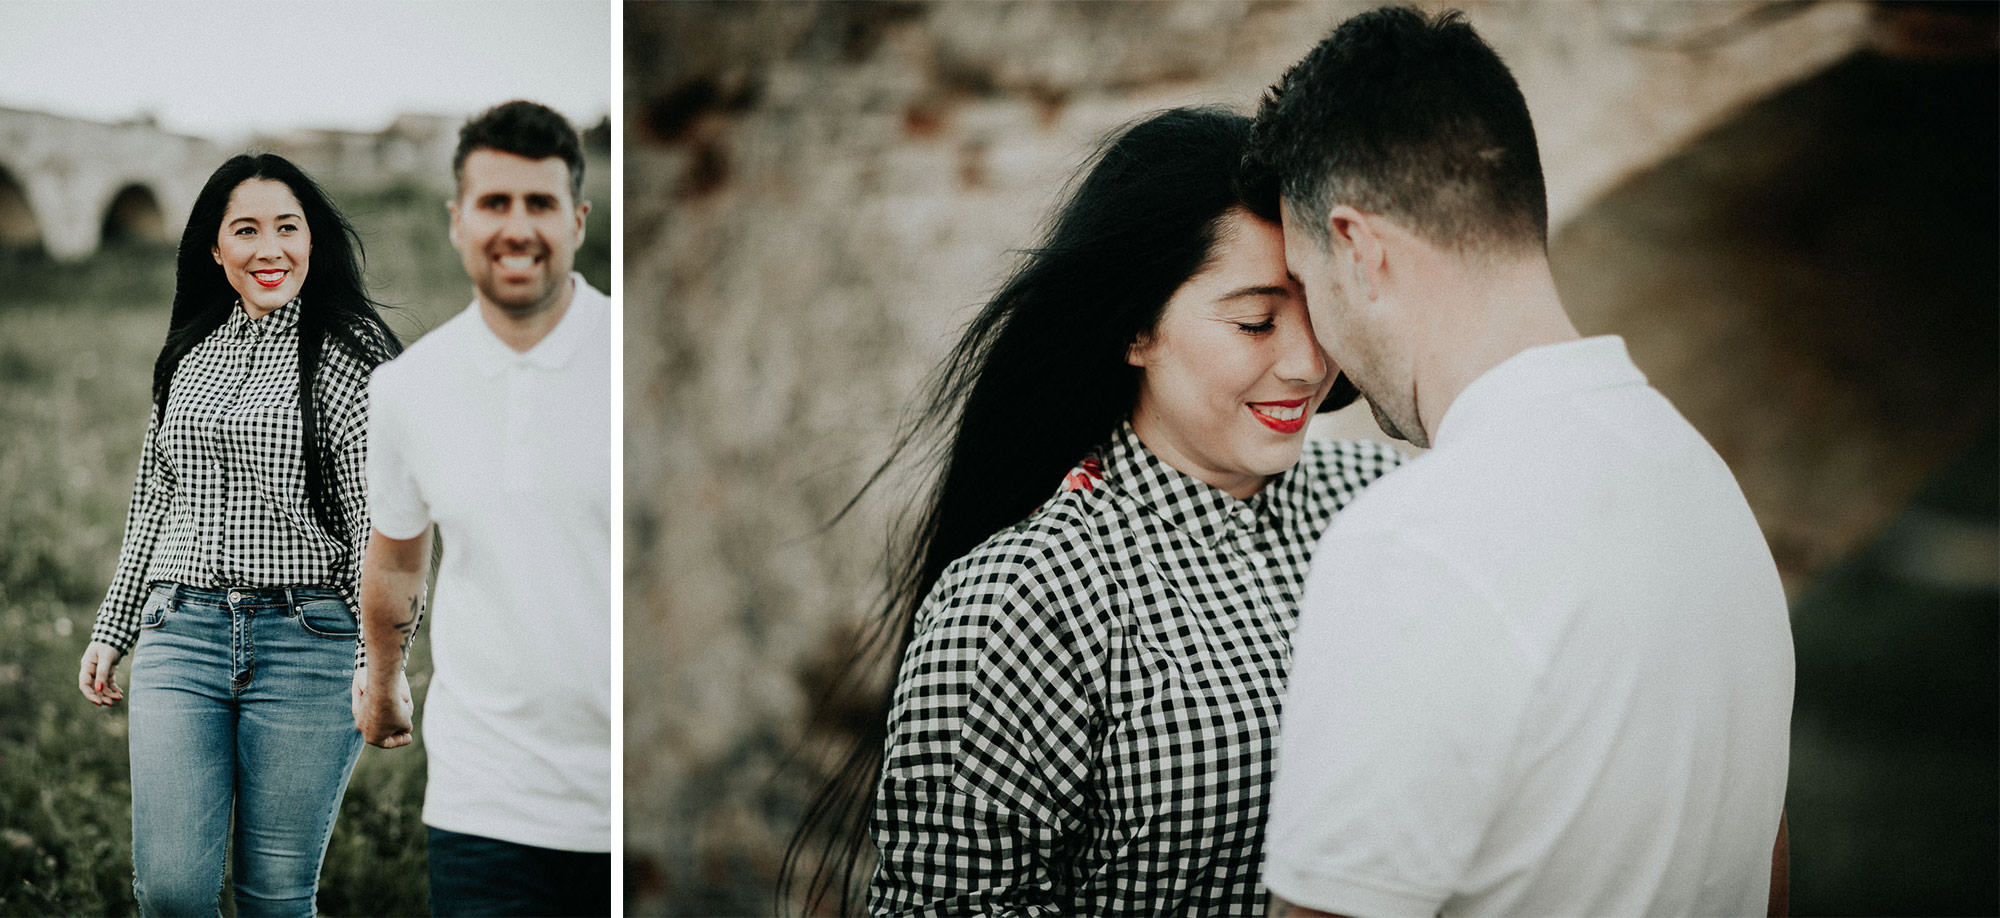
[0,160,610,913]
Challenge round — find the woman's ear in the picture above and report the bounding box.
[1125,332,1154,368]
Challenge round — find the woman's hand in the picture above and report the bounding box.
[78,641,125,706]
[351,664,415,749]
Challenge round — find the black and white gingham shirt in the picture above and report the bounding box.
[91,298,380,656]
[869,422,1403,917]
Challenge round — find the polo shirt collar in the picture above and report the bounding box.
[466,273,595,377]
[224,296,301,340]
[1100,420,1288,548]
[1433,334,1646,447]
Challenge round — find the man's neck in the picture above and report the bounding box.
[478,275,577,354]
[1411,252,1579,441]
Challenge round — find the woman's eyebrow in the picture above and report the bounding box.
[1219,284,1291,300]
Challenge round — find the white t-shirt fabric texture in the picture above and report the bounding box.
[1265,335,1794,917]
[366,274,612,853]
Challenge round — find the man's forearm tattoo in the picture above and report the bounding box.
[396,591,422,653]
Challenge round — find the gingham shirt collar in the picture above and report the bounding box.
[221,296,302,340]
[1099,420,1301,550]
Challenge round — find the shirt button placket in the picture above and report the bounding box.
[504,364,533,492]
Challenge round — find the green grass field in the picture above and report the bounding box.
[0,174,609,915]
[0,298,437,918]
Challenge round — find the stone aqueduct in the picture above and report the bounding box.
[0,106,220,261]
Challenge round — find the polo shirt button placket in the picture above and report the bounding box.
[503,364,533,492]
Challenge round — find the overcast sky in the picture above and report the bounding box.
[0,0,610,141]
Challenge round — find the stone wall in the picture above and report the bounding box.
[620,2,1895,913]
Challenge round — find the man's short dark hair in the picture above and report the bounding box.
[1245,6,1548,255]
[454,100,587,203]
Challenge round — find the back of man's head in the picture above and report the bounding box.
[1246,6,1547,257]
[454,100,586,203]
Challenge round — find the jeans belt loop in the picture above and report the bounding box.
[286,586,297,612]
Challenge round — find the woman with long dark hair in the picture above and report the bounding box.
[784,108,1404,915]
[74,153,401,917]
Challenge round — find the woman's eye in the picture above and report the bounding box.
[234,227,255,236]
[1236,320,1276,333]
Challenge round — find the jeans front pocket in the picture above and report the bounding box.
[137,587,175,631]
[293,596,360,640]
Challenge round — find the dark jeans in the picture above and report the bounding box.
[427,826,611,917]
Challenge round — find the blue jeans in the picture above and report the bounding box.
[427,827,612,917]
[127,583,364,918]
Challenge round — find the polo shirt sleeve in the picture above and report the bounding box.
[1264,534,1536,917]
[364,368,431,540]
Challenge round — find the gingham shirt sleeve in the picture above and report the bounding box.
[323,337,383,668]
[90,411,174,653]
[869,538,1106,917]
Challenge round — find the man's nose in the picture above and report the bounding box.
[500,202,535,240]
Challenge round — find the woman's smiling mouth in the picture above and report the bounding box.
[1248,398,1310,433]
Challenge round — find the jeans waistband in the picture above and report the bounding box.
[157,583,345,611]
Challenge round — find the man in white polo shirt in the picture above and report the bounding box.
[354,100,609,916]
[1243,8,1794,916]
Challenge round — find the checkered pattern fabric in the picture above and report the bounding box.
[91,299,386,659]
[869,421,1404,917]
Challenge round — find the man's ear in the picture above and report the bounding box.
[445,199,460,248]
[1327,205,1385,301]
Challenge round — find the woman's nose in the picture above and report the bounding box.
[1274,320,1329,386]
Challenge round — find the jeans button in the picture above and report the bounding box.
[228,590,243,603]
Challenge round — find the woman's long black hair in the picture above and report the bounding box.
[779,106,1356,914]
[154,153,401,542]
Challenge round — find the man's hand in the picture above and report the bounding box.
[78,641,126,706]
[356,526,432,749]
[352,664,415,748]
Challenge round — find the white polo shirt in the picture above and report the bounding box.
[1266,336,1793,916]
[367,274,611,853]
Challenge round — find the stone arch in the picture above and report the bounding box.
[99,182,168,248]
[0,163,42,250]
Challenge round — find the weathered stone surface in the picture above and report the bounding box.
[621,3,1923,913]
[0,108,218,260]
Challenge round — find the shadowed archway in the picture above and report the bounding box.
[98,183,167,249]
[0,165,43,251]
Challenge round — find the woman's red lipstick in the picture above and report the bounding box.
[1248,398,1310,434]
